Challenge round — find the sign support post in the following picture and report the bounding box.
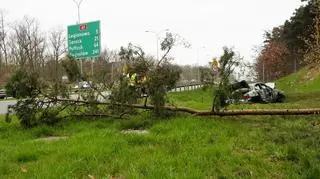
[68,21,101,77]
[72,0,84,75]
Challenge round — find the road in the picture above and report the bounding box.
[0,91,111,115]
[0,100,17,114]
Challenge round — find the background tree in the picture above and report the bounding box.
[95,48,120,83]
[255,41,289,82]
[303,0,320,65]
[10,16,46,72]
[255,0,318,80]
[179,65,202,82]
[199,66,215,84]
[0,10,8,72]
[48,27,66,81]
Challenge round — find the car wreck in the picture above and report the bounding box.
[0,89,7,99]
[227,80,286,104]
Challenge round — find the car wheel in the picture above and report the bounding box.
[249,95,263,103]
[276,94,286,103]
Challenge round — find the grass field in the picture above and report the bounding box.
[1,114,320,178]
[168,88,320,110]
[169,66,320,111]
[276,67,320,94]
[1,68,320,178]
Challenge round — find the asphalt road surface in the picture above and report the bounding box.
[0,100,17,114]
[0,91,111,115]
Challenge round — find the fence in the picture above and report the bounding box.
[171,82,203,92]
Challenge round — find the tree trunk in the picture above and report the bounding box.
[55,98,320,116]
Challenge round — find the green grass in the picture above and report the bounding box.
[168,88,213,110]
[168,88,320,110]
[1,68,320,178]
[277,67,320,94]
[168,66,320,110]
[1,114,320,178]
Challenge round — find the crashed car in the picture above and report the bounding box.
[0,89,7,99]
[227,80,285,104]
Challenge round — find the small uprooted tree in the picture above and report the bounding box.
[5,69,60,127]
[110,32,185,116]
[212,47,240,112]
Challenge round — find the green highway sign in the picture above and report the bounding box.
[68,20,101,59]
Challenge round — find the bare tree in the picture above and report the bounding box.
[0,10,8,71]
[100,48,119,63]
[10,16,46,71]
[7,34,19,66]
[48,27,66,80]
[98,48,120,82]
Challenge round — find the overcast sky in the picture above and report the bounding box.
[1,0,304,66]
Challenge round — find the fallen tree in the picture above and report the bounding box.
[6,40,319,129]
[6,92,320,128]
[5,33,189,127]
[195,108,320,116]
[55,98,320,116]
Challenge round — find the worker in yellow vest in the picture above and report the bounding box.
[128,73,137,87]
[211,58,220,74]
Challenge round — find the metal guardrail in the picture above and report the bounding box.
[175,82,203,88]
[172,82,204,92]
[69,82,204,94]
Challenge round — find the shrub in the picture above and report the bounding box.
[5,69,64,128]
[5,69,43,99]
[111,41,182,117]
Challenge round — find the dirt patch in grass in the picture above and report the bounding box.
[121,129,149,134]
[34,136,68,142]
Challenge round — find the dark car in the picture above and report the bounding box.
[0,89,7,99]
[227,81,285,104]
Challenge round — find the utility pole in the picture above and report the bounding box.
[72,0,84,76]
[111,62,114,82]
[197,46,206,81]
[262,61,265,82]
[91,57,94,76]
[294,58,297,73]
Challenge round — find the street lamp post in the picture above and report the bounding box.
[197,46,206,81]
[145,29,169,61]
[72,0,84,76]
[73,0,83,24]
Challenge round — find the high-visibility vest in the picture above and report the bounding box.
[142,76,147,84]
[129,73,137,86]
[212,59,219,68]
